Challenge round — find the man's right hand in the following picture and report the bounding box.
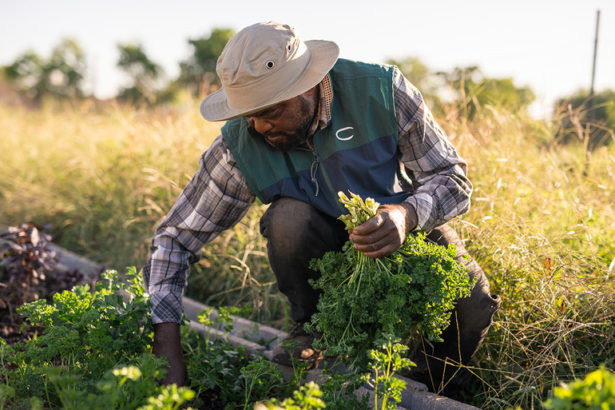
[350,202,418,258]
[153,322,187,386]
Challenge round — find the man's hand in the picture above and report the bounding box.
[349,202,418,258]
[153,322,187,386]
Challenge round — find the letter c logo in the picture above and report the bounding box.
[335,127,354,141]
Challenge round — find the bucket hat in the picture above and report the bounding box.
[200,22,339,121]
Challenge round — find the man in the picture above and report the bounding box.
[142,21,501,395]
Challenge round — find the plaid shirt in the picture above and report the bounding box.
[143,67,472,324]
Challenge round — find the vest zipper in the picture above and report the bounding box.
[299,141,320,197]
[310,151,320,197]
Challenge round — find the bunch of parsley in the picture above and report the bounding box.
[306,192,475,370]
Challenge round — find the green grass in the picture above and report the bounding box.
[1,99,613,409]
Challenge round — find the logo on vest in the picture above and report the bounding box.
[335,127,354,141]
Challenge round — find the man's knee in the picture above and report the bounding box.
[457,286,501,338]
[260,197,346,256]
[260,197,313,249]
[259,197,347,322]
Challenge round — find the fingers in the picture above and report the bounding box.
[350,210,405,258]
[350,219,395,246]
[351,204,405,237]
[354,234,401,258]
[351,213,385,236]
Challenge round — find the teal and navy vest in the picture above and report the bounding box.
[222,58,411,218]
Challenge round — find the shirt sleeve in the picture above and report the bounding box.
[392,68,473,232]
[142,135,255,324]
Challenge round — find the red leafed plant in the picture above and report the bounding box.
[0,223,83,342]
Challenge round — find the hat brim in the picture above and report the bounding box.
[200,39,340,122]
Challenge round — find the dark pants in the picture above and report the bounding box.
[260,197,501,394]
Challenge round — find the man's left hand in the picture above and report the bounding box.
[349,203,417,258]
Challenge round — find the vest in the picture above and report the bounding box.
[222,58,410,218]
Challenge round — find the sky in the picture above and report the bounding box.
[1,0,614,118]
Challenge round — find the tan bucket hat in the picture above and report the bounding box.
[200,22,339,121]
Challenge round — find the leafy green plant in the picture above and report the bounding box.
[184,308,251,407]
[306,192,474,370]
[276,337,310,393]
[362,336,413,410]
[257,381,326,410]
[15,268,152,376]
[0,267,195,409]
[0,382,15,410]
[44,356,168,409]
[0,223,83,334]
[317,369,368,410]
[137,384,195,410]
[542,365,615,409]
[240,356,284,408]
[184,306,289,409]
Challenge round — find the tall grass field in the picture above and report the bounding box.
[0,99,613,409]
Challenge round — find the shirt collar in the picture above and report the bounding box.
[307,74,333,137]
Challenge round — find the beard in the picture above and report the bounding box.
[262,96,316,152]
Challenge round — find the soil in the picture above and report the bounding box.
[197,388,225,410]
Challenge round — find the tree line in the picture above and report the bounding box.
[1,28,234,107]
[1,29,612,147]
[386,56,613,148]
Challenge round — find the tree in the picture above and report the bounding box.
[178,28,235,96]
[116,43,164,106]
[386,56,439,102]
[46,39,86,99]
[438,66,535,119]
[385,58,534,119]
[4,38,86,104]
[555,89,615,149]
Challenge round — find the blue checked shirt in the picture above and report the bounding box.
[142,67,472,324]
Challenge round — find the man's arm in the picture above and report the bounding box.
[393,68,472,232]
[351,68,471,257]
[153,322,186,385]
[143,135,255,385]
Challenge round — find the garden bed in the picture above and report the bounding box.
[0,225,477,409]
[60,239,478,409]
[0,224,102,345]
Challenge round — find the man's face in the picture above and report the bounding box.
[246,87,318,152]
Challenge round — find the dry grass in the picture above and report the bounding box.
[0,99,286,325]
[0,99,613,408]
[0,100,219,267]
[442,103,615,408]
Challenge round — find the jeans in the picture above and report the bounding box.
[260,197,501,393]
